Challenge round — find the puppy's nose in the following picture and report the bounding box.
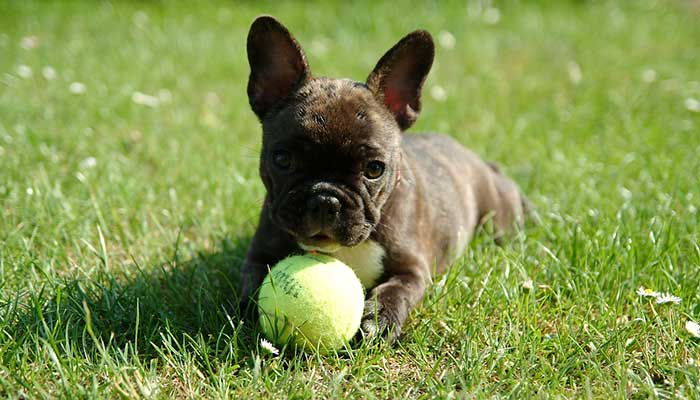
[306,195,341,221]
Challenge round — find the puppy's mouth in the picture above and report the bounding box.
[309,233,332,242]
[302,232,336,246]
[298,233,342,253]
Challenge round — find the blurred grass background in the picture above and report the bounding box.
[1,1,699,398]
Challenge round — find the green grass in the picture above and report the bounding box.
[1,0,699,398]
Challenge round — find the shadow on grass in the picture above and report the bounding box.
[2,235,260,368]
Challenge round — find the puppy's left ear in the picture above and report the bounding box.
[247,16,310,119]
[366,31,434,130]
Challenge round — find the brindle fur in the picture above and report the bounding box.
[240,16,526,343]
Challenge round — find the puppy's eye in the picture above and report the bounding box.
[364,160,385,179]
[272,150,293,170]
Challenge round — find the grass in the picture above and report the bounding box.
[1,0,699,398]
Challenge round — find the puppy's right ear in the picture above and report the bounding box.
[366,31,434,131]
[247,16,310,119]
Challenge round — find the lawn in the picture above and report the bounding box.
[1,0,699,398]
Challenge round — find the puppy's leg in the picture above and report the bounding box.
[238,257,269,320]
[482,164,526,241]
[493,174,526,235]
[238,209,298,320]
[361,261,430,344]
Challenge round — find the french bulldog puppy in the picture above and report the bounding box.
[239,16,526,343]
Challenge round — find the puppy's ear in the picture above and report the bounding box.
[247,16,310,119]
[366,31,434,130]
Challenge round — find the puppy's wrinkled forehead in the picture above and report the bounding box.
[270,78,396,146]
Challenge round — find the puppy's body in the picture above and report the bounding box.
[385,133,524,269]
[313,133,524,289]
[239,17,526,343]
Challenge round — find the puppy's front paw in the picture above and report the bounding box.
[359,299,402,344]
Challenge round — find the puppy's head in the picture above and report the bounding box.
[247,16,433,252]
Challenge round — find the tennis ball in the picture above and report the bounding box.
[257,253,364,352]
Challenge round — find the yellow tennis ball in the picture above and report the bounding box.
[257,253,364,352]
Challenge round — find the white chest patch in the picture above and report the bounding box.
[332,240,386,290]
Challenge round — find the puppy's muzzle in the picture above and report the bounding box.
[306,194,341,228]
